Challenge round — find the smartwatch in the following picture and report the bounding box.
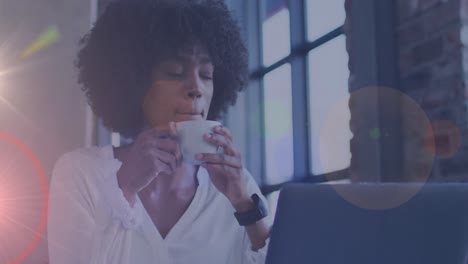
[234,193,268,226]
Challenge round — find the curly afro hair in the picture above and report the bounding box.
[76,0,249,139]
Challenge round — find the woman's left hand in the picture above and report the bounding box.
[195,125,251,209]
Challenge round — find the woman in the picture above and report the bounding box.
[47,0,271,263]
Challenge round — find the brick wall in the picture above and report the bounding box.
[346,0,468,182]
[397,0,468,182]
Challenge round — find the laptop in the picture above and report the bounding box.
[266,183,468,264]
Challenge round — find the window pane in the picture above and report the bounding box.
[264,63,294,184]
[308,35,351,174]
[306,0,346,41]
[262,0,290,66]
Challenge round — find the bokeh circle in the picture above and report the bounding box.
[318,86,435,210]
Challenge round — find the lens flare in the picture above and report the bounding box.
[321,86,435,210]
[0,73,3,95]
[21,25,60,59]
[0,132,48,264]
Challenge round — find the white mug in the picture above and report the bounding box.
[175,120,222,165]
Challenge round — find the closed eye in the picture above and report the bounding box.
[160,61,184,78]
[200,72,213,80]
[201,75,213,80]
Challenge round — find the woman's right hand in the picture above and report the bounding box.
[117,122,182,204]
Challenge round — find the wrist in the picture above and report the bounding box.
[233,193,269,226]
[231,194,254,213]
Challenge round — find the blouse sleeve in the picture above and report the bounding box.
[47,151,144,264]
[241,169,273,264]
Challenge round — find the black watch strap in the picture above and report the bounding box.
[234,194,268,226]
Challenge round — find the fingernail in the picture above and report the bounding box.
[195,153,203,160]
[204,133,212,139]
[215,126,222,131]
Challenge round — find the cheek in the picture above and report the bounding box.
[206,85,214,101]
[143,80,182,124]
[145,80,182,103]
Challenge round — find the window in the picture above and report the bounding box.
[306,0,346,41]
[308,35,351,174]
[244,0,350,213]
[262,3,290,66]
[263,63,294,185]
[261,0,294,186]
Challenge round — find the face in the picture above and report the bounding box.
[143,45,214,127]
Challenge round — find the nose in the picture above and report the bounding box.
[187,88,202,99]
[186,73,203,99]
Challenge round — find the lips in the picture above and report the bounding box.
[176,110,204,121]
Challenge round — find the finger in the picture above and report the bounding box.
[158,139,182,164]
[169,121,178,139]
[195,153,242,168]
[213,125,233,142]
[138,129,171,145]
[146,149,173,175]
[142,139,182,167]
[143,142,178,170]
[155,149,177,172]
[145,137,177,154]
[201,163,234,178]
[203,133,236,156]
[154,159,173,175]
[142,151,172,176]
[149,125,177,139]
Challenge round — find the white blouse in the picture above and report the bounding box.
[47,145,270,264]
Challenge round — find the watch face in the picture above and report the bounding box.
[251,194,260,204]
[251,194,268,219]
[235,194,268,226]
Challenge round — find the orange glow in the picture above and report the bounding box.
[425,120,461,159]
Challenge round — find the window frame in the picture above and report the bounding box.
[236,0,400,194]
[248,0,348,194]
